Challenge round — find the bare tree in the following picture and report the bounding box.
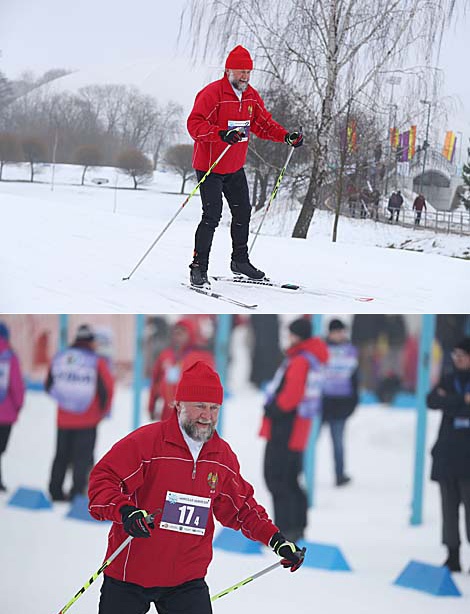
[21,136,47,182]
[149,101,185,170]
[186,0,459,239]
[0,133,21,180]
[116,147,153,189]
[165,144,195,193]
[74,144,104,185]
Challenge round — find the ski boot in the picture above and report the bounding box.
[230,259,265,280]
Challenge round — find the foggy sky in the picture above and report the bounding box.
[1,0,469,160]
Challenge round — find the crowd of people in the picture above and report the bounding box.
[345,184,428,226]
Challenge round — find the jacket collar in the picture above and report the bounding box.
[163,409,222,456]
[221,73,253,101]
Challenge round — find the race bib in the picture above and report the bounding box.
[227,119,250,142]
[0,353,11,402]
[160,491,211,536]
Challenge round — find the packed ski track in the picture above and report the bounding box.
[2,163,469,313]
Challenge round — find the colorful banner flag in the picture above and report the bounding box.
[390,127,399,149]
[408,125,416,160]
[442,130,456,161]
[401,131,410,162]
[347,119,357,152]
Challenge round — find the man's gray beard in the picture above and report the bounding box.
[228,72,248,92]
[181,418,215,442]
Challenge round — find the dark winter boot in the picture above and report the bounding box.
[230,259,265,280]
[189,262,210,288]
[443,547,461,572]
[336,475,351,487]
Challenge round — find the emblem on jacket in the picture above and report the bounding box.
[207,472,218,492]
[248,104,253,116]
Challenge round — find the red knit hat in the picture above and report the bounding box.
[225,45,253,70]
[175,361,224,404]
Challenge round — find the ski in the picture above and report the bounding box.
[211,275,374,302]
[181,283,258,309]
[211,275,301,291]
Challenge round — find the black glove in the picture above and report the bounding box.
[219,128,244,145]
[270,531,305,572]
[120,505,154,538]
[285,131,303,148]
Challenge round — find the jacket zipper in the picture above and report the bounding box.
[192,461,197,480]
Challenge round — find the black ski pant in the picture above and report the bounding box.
[193,167,251,267]
[0,424,12,486]
[438,479,470,548]
[264,440,307,540]
[99,575,212,614]
[49,427,97,499]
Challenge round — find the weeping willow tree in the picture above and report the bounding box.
[183,0,460,238]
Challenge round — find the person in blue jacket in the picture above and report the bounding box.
[322,319,359,486]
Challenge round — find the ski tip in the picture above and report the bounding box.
[356,297,374,302]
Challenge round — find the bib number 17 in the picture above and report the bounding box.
[178,505,200,526]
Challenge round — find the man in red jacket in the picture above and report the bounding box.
[187,45,303,288]
[89,361,304,614]
[412,193,427,226]
[147,318,214,422]
[46,324,114,501]
[260,318,329,542]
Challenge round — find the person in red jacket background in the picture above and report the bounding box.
[147,318,214,422]
[186,44,303,288]
[45,324,114,501]
[260,318,329,542]
[0,322,25,491]
[89,361,305,614]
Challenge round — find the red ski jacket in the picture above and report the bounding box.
[259,337,329,451]
[88,412,278,587]
[187,74,288,174]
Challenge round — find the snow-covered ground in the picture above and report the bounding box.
[2,163,469,313]
[1,328,469,614]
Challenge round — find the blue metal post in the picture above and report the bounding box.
[214,315,233,437]
[304,314,323,507]
[132,314,145,432]
[410,314,436,525]
[59,315,69,350]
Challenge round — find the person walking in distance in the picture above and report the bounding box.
[0,322,25,491]
[46,324,114,501]
[322,319,359,487]
[148,318,214,422]
[187,45,303,288]
[260,318,329,541]
[427,337,470,573]
[89,361,305,614]
[412,193,427,226]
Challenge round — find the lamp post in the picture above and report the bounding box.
[419,100,432,195]
[456,130,463,168]
[385,76,401,196]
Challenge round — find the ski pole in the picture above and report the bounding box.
[55,513,157,614]
[211,560,282,602]
[249,129,300,256]
[211,547,306,603]
[122,144,231,281]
